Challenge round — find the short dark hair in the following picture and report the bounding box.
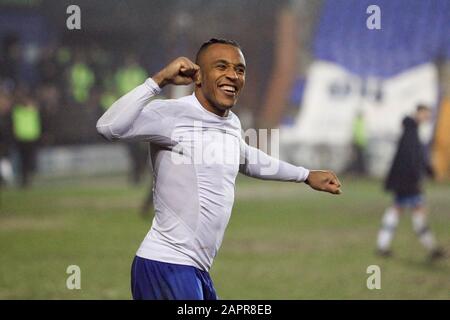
[195,38,242,64]
[417,104,431,112]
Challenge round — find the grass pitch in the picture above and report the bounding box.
[0,175,449,299]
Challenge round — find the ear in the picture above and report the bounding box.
[194,71,202,86]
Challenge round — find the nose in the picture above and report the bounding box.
[225,68,238,80]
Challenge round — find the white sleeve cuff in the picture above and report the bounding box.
[298,167,310,182]
[145,78,162,95]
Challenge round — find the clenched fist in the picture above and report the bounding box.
[305,170,342,195]
[152,57,200,88]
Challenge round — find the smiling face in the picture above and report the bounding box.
[415,107,432,124]
[194,43,246,117]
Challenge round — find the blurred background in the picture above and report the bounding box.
[0,0,449,299]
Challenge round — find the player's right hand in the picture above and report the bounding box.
[152,57,200,88]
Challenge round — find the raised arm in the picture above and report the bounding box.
[96,78,162,141]
[240,140,342,194]
[96,57,199,141]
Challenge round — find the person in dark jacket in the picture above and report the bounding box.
[376,105,444,260]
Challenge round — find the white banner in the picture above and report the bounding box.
[280,61,438,176]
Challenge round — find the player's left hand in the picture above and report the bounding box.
[305,170,342,195]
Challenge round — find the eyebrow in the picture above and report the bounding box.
[214,59,246,69]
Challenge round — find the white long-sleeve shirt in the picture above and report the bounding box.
[96,78,309,271]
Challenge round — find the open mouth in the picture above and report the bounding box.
[218,84,237,97]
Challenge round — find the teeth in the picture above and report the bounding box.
[221,85,236,92]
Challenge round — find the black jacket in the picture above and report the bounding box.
[0,112,13,157]
[384,116,432,196]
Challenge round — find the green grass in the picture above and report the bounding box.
[0,175,449,299]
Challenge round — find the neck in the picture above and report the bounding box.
[194,90,229,118]
[414,115,422,125]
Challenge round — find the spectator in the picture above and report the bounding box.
[11,86,42,187]
[68,51,95,105]
[0,88,14,185]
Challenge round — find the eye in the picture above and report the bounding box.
[236,68,245,75]
[216,64,227,70]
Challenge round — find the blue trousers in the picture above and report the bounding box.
[131,256,218,300]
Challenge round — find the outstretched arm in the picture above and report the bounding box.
[240,140,342,195]
[239,140,309,182]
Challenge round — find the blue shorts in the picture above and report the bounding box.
[131,256,218,300]
[394,194,424,209]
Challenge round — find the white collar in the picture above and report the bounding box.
[188,92,234,120]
